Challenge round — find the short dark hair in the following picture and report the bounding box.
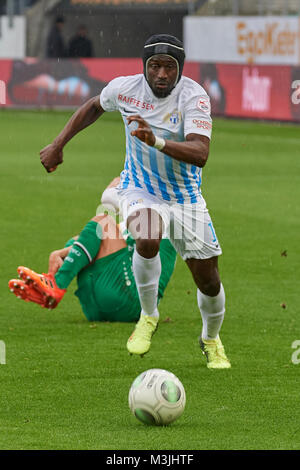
[143,34,185,84]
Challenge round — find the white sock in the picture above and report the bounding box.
[197,284,225,341]
[132,248,161,318]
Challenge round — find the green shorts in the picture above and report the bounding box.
[74,239,176,322]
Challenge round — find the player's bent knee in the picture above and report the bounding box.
[191,268,221,296]
[136,238,161,258]
[198,278,221,297]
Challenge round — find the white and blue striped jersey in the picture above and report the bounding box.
[100,74,212,204]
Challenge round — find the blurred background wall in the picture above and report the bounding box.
[1,0,300,121]
[1,0,300,59]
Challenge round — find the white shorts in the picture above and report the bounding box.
[118,188,222,260]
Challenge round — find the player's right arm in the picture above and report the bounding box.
[40,95,104,173]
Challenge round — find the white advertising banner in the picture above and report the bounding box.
[0,16,26,59]
[183,16,300,65]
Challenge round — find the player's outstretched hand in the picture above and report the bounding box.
[48,250,64,275]
[48,245,73,275]
[40,143,63,173]
[127,115,155,147]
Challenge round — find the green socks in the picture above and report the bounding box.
[55,221,101,289]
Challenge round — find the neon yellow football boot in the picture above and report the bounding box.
[127,314,158,357]
[199,335,231,369]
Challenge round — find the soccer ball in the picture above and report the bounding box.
[128,368,186,426]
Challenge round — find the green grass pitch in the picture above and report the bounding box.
[0,109,299,450]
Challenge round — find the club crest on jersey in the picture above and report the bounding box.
[163,109,181,125]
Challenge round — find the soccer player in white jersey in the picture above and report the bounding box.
[40,34,231,369]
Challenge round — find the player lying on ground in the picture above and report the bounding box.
[8,179,176,324]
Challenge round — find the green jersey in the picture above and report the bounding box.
[67,231,176,322]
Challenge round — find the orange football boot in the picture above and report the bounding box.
[9,279,46,306]
[17,266,66,309]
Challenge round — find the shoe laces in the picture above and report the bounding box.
[204,340,227,362]
[135,316,157,339]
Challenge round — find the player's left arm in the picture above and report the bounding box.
[127,115,210,168]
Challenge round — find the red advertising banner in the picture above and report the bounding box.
[198,63,299,122]
[0,58,299,122]
[0,60,13,106]
[210,64,292,121]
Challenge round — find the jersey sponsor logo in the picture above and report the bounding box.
[163,109,182,125]
[118,94,154,111]
[192,119,212,130]
[197,97,210,113]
